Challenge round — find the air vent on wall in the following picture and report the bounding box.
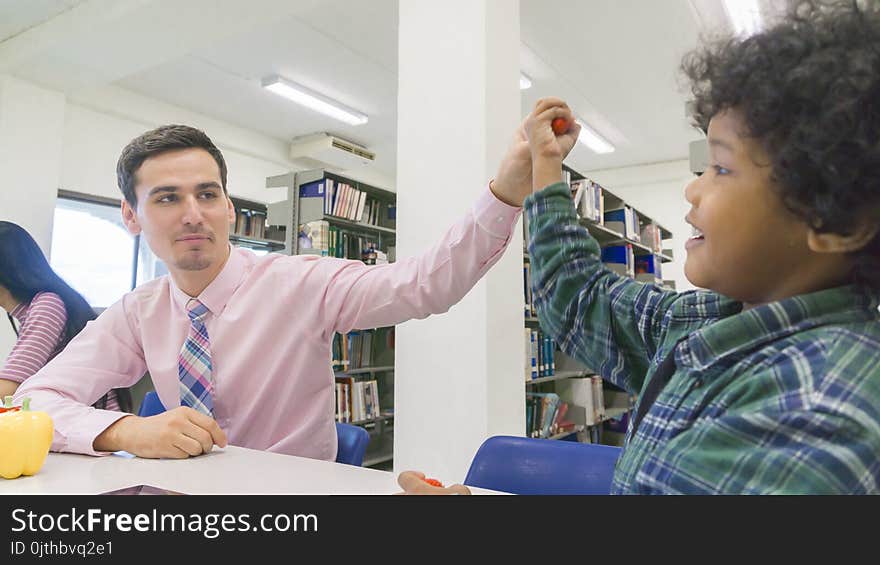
[289,133,375,171]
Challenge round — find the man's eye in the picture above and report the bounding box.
[200,192,217,199]
[157,195,175,203]
[714,165,730,175]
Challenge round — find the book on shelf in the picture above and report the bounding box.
[601,244,635,279]
[233,208,268,239]
[604,206,640,241]
[524,328,556,381]
[635,254,662,285]
[641,223,663,253]
[570,179,605,224]
[334,377,380,423]
[300,177,390,228]
[525,392,561,438]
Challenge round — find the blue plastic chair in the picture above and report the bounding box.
[137,390,166,417]
[463,435,622,495]
[334,422,370,467]
[136,391,370,466]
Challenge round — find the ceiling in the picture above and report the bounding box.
[0,0,761,181]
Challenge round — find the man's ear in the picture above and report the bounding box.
[121,199,142,236]
[226,195,236,225]
[807,217,880,254]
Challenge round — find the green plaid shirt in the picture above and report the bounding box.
[525,183,880,494]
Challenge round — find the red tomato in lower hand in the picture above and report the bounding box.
[551,117,570,135]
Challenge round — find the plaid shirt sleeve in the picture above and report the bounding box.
[524,182,680,394]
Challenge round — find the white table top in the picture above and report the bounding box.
[0,446,498,495]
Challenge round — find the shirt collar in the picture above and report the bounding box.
[170,246,249,317]
[684,285,880,371]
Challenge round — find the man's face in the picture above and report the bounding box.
[122,148,235,275]
[683,108,815,304]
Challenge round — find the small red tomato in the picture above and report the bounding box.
[551,117,569,135]
[423,478,444,488]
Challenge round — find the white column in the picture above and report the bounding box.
[394,0,523,482]
[0,75,66,361]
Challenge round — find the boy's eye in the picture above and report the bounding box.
[713,165,730,175]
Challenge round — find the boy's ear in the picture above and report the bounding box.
[807,217,879,254]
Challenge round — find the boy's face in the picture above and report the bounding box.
[121,148,235,278]
[683,109,817,305]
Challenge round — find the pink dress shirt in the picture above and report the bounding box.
[14,187,521,460]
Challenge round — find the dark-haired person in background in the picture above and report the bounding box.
[402,0,880,494]
[0,221,131,412]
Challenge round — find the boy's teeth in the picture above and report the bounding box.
[691,226,704,238]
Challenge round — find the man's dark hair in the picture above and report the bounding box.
[682,0,880,291]
[116,124,228,208]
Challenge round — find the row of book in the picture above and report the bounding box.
[298,220,389,264]
[299,178,394,227]
[334,377,381,423]
[523,262,536,317]
[601,244,663,284]
[525,392,577,438]
[233,208,268,239]
[570,179,605,224]
[567,178,665,253]
[332,329,395,372]
[525,328,556,381]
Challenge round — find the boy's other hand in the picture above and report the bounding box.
[93,407,227,458]
[395,470,472,495]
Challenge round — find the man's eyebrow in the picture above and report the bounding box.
[147,186,178,197]
[196,181,222,190]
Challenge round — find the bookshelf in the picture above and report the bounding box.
[266,169,397,470]
[523,165,674,446]
[229,196,286,253]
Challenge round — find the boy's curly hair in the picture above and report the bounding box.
[682,0,880,292]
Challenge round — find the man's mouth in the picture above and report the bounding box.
[177,234,211,242]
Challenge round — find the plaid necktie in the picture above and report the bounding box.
[178,298,213,416]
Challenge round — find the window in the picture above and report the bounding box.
[51,193,168,309]
[51,196,136,309]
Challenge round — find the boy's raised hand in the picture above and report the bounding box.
[523,97,581,191]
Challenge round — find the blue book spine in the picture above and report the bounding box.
[299,180,326,199]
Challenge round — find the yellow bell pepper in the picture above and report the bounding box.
[0,397,53,479]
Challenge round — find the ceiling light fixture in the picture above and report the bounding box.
[575,119,615,154]
[262,75,368,126]
[722,0,763,37]
[519,73,533,90]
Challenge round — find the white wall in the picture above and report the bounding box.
[0,74,66,363]
[585,159,697,293]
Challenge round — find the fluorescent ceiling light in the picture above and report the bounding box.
[575,119,615,154]
[262,75,368,126]
[519,73,532,90]
[722,0,763,37]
